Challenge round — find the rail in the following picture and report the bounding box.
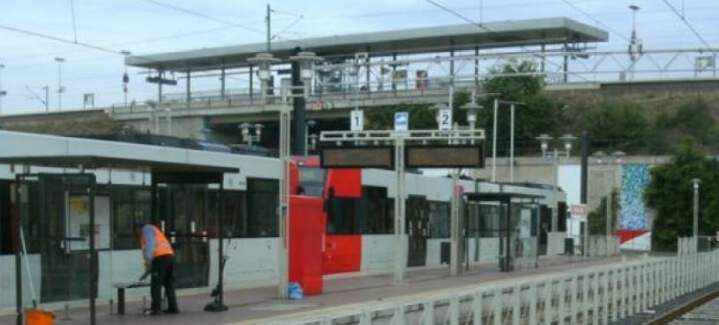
[276,240,719,324]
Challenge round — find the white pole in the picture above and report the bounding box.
[0,64,4,115]
[552,149,558,232]
[492,98,498,182]
[57,61,63,111]
[606,169,612,255]
[692,180,700,238]
[394,135,406,283]
[510,103,515,182]
[278,104,291,298]
[450,125,460,276]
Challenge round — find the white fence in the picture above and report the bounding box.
[282,245,719,324]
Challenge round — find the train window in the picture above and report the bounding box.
[326,197,361,234]
[299,167,326,197]
[361,186,393,234]
[429,201,450,238]
[247,178,279,237]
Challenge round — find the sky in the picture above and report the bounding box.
[0,0,717,115]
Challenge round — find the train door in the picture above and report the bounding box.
[407,196,429,267]
[160,185,210,289]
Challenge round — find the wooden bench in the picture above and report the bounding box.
[113,281,150,315]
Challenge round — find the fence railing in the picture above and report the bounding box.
[280,241,719,324]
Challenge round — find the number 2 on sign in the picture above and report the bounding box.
[439,109,452,131]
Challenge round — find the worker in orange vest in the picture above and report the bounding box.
[136,223,178,316]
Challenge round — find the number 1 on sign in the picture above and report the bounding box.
[351,110,364,131]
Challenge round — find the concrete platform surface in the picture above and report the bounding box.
[0,255,638,325]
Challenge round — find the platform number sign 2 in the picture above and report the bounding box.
[438,108,452,131]
[350,110,364,131]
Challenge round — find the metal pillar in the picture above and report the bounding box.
[509,104,516,183]
[217,182,227,308]
[541,44,546,75]
[581,133,589,255]
[474,47,479,88]
[392,53,397,92]
[492,98,498,182]
[563,43,569,83]
[692,179,700,238]
[365,47,371,94]
[291,48,306,156]
[552,149,559,232]
[14,182,22,325]
[449,48,455,86]
[88,179,96,325]
[158,70,163,103]
[249,65,254,104]
[220,68,226,99]
[186,71,191,108]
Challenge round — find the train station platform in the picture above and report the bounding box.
[0,255,645,325]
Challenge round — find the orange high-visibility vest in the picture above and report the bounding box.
[140,225,174,260]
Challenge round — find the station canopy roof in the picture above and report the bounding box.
[126,17,608,72]
[0,131,239,177]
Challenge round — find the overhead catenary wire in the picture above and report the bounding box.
[139,0,308,46]
[661,0,712,49]
[0,23,122,56]
[139,0,265,35]
[560,0,631,42]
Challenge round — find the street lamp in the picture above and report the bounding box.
[536,134,575,255]
[460,101,482,135]
[55,57,65,111]
[628,4,643,79]
[239,122,263,146]
[248,53,280,103]
[691,178,701,239]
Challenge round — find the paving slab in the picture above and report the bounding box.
[0,255,637,325]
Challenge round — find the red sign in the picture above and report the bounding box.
[571,204,588,218]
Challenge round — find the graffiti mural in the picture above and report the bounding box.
[620,164,651,230]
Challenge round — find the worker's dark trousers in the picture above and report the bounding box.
[150,255,178,312]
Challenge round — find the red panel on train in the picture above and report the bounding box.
[289,196,325,295]
[323,235,362,274]
[325,169,361,198]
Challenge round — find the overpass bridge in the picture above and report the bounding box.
[2,18,718,143]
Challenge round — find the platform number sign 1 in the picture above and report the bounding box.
[350,110,364,131]
[438,108,452,131]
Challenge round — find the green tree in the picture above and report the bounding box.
[583,98,648,153]
[476,60,563,155]
[365,91,471,130]
[644,140,719,251]
[588,189,620,235]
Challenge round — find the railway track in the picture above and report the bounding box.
[644,287,719,325]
